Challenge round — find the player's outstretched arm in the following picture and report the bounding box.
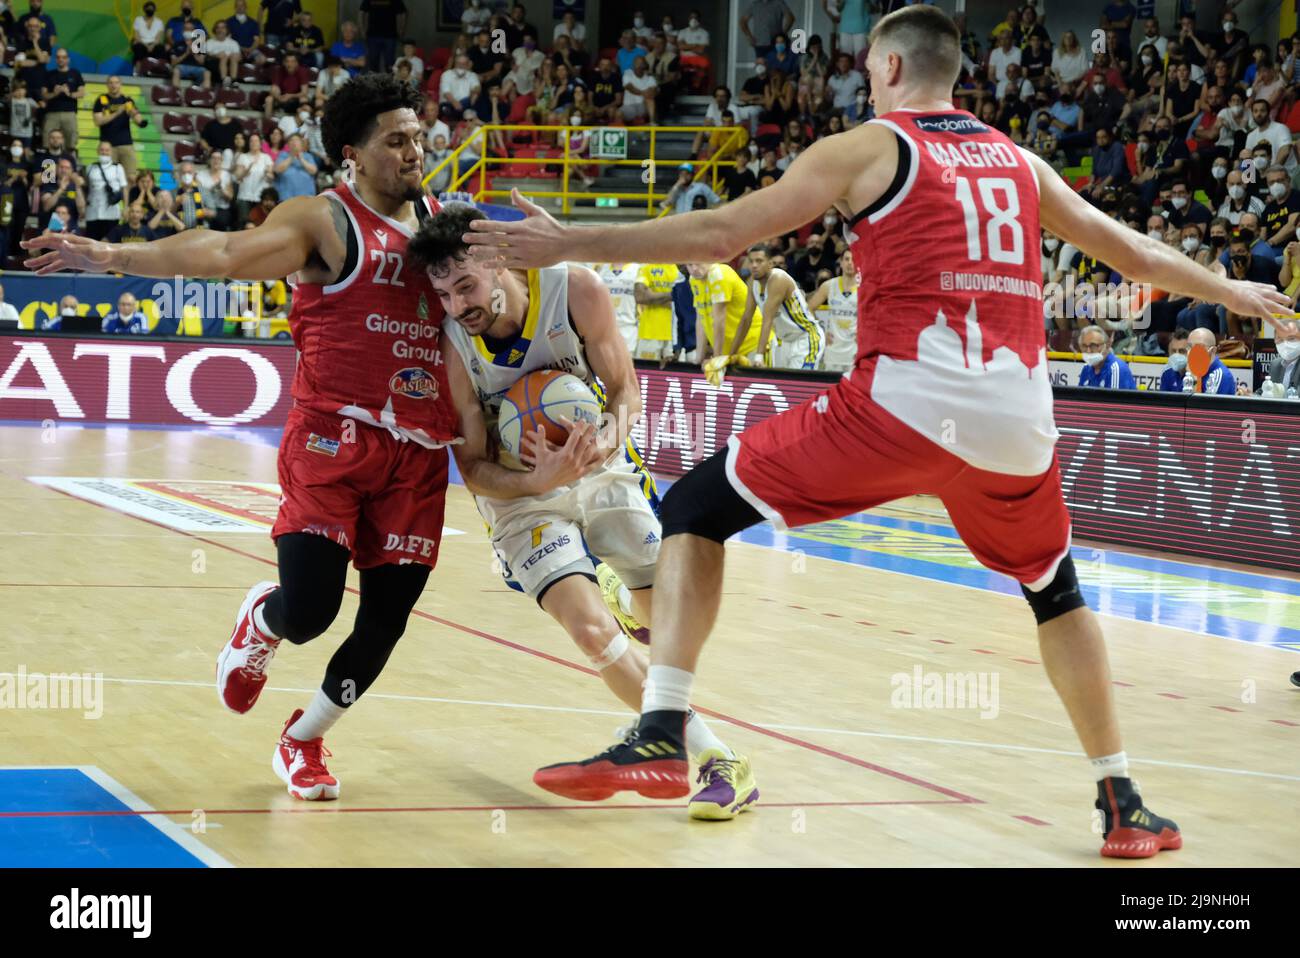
[1030,152,1292,321]
[22,194,329,281]
[463,126,890,268]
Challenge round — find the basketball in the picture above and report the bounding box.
[496,369,603,468]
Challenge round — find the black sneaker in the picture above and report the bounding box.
[1097,776,1182,858]
[533,710,689,801]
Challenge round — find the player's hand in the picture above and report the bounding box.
[1222,281,1294,321]
[20,232,117,276]
[462,188,569,268]
[521,420,605,492]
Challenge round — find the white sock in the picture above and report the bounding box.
[642,664,694,713]
[685,710,734,760]
[253,602,279,640]
[1090,751,1129,782]
[287,689,348,741]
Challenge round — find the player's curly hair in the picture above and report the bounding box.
[408,203,485,278]
[321,72,424,166]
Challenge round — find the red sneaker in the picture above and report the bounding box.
[216,581,280,714]
[272,709,340,801]
[1097,776,1182,858]
[534,726,689,801]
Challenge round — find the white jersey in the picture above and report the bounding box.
[595,262,640,352]
[442,264,599,456]
[751,268,824,368]
[441,263,661,599]
[822,275,858,372]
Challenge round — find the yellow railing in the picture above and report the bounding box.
[421,124,747,217]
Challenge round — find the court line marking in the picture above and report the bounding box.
[25,486,985,805]
[0,765,233,867]
[0,798,970,820]
[8,673,1296,784]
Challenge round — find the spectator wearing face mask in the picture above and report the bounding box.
[1078,324,1137,389]
[202,104,240,156]
[1261,319,1300,394]
[1218,214,1275,265]
[1204,155,1232,209]
[792,229,837,292]
[1245,99,1295,174]
[764,33,798,76]
[84,141,127,241]
[1158,328,1193,390]
[1217,167,1266,225]
[1260,165,1300,256]
[173,160,209,229]
[102,291,149,334]
[132,2,166,64]
[41,294,81,331]
[1165,179,1211,232]
[440,54,481,112]
[1239,143,1273,203]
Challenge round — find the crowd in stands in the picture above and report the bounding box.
[3,0,1298,395]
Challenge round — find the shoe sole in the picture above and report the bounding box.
[271,745,340,802]
[534,761,688,802]
[1100,827,1182,858]
[688,785,760,821]
[215,580,278,715]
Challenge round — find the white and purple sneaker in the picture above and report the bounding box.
[688,748,759,821]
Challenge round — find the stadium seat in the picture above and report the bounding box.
[428,48,451,70]
[151,84,183,106]
[1284,100,1300,133]
[1124,141,1138,175]
[599,47,617,65]
[423,68,442,97]
[506,94,534,123]
[195,114,212,134]
[162,111,195,135]
[249,90,269,112]
[260,117,279,140]
[172,139,202,163]
[140,57,170,79]
[216,87,248,110]
[237,61,261,84]
[240,117,260,138]
[755,123,782,140]
[184,87,218,108]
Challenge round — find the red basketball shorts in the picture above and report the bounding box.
[271,407,450,570]
[726,377,1072,590]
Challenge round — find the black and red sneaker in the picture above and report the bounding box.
[533,711,690,802]
[1097,776,1182,859]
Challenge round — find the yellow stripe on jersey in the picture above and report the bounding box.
[624,436,661,510]
[473,270,543,363]
[784,293,822,362]
[690,264,760,356]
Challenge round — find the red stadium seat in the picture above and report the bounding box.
[184,86,217,108]
[140,56,170,79]
[151,84,183,106]
[195,114,212,134]
[249,90,269,112]
[216,87,248,110]
[755,123,782,139]
[423,68,442,97]
[237,61,261,84]
[1285,100,1300,133]
[172,139,202,163]
[240,117,260,138]
[1124,141,1138,175]
[428,48,451,70]
[260,117,279,140]
[162,111,195,135]
[506,93,534,123]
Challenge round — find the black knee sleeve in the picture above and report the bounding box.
[263,533,350,644]
[322,562,430,705]
[660,447,763,543]
[1020,554,1087,625]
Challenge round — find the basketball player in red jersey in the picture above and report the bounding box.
[23,75,461,801]
[464,7,1291,857]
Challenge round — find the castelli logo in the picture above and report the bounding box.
[389,366,438,399]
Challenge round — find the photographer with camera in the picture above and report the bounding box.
[85,141,128,241]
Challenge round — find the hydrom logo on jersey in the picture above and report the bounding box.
[389,367,440,399]
[547,317,567,339]
[417,293,429,320]
[913,114,989,135]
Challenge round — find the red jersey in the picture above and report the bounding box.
[287,180,459,449]
[844,108,1058,477]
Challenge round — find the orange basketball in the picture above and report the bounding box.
[496,369,602,467]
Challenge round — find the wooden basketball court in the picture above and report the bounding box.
[2,422,1296,867]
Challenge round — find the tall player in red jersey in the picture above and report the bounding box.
[465,7,1291,857]
[23,75,461,801]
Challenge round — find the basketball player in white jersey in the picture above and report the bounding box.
[732,244,825,369]
[806,248,859,372]
[409,205,759,819]
[593,261,641,353]
[464,7,1289,856]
